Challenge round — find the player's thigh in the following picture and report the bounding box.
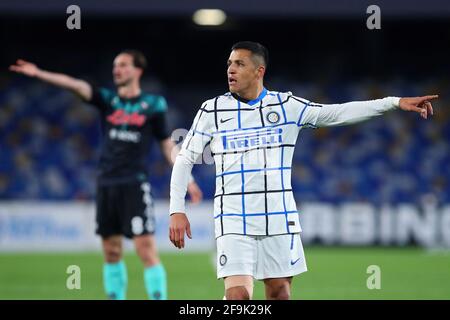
[120,181,156,239]
[256,233,307,280]
[96,184,122,238]
[216,234,257,279]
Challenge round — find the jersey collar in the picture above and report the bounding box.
[231,87,267,106]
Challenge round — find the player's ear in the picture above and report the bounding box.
[257,65,266,78]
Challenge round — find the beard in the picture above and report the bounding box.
[114,77,132,87]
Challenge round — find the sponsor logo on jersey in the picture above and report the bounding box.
[220,117,234,124]
[107,109,146,126]
[109,128,141,143]
[222,128,283,150]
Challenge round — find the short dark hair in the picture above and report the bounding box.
[231,41,269,68]
[119,49,147,70]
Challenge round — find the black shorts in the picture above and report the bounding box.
[96,181,156,239]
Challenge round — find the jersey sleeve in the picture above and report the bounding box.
[180,102,213,156]
[169,102,213,215]
[139,95,169,141]
[294,95,400,128]
[155,96,168,112]
[149,110,170,141]
[86,85,113,112]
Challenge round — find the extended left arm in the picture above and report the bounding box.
[160,138,203,204]
[310,95,438,127]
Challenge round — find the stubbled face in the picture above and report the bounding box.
[227,49,263,95]
[113,53,141,87]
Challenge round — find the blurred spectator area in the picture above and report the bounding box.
[1,75,449,204]
[0,15,449,204]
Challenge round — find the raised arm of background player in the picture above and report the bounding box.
[9,59,203,203]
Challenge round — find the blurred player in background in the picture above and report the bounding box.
[169,41,437,300]
[10,50,203,300]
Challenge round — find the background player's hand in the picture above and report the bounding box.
[399,95,438,119]
[9,59,40,77]
[187,181,203,204]
[169,213,192,249]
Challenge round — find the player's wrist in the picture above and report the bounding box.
[33,68,43,78]
[170,211,186,217]
[169,202,186,216]
[390,96,401,109]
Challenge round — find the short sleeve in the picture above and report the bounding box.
[86,85,113,112]
[149,111,170,141]
[153,96,168,113]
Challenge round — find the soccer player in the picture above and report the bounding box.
[9,50,203,300]
[168,41,437,300]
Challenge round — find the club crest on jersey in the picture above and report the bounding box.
[219,254,227,266]
[266,111,280,124]
[222,127,283,150]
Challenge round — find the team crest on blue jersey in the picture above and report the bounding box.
[266,111,280,124]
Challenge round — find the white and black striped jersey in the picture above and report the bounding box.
[170,88,399,238]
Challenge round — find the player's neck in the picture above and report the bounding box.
[117,84,141,99]
[237,84,264,101]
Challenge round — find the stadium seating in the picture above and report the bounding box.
[1,76,448,204]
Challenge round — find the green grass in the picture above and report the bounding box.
[1,247,449,300]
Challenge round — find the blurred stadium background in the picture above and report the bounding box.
[0,0,450,299]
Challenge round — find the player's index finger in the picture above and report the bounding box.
[423,94,439,101]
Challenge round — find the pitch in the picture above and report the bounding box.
[1,247,449,300]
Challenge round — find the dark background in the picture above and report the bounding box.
[1,1,449,203]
